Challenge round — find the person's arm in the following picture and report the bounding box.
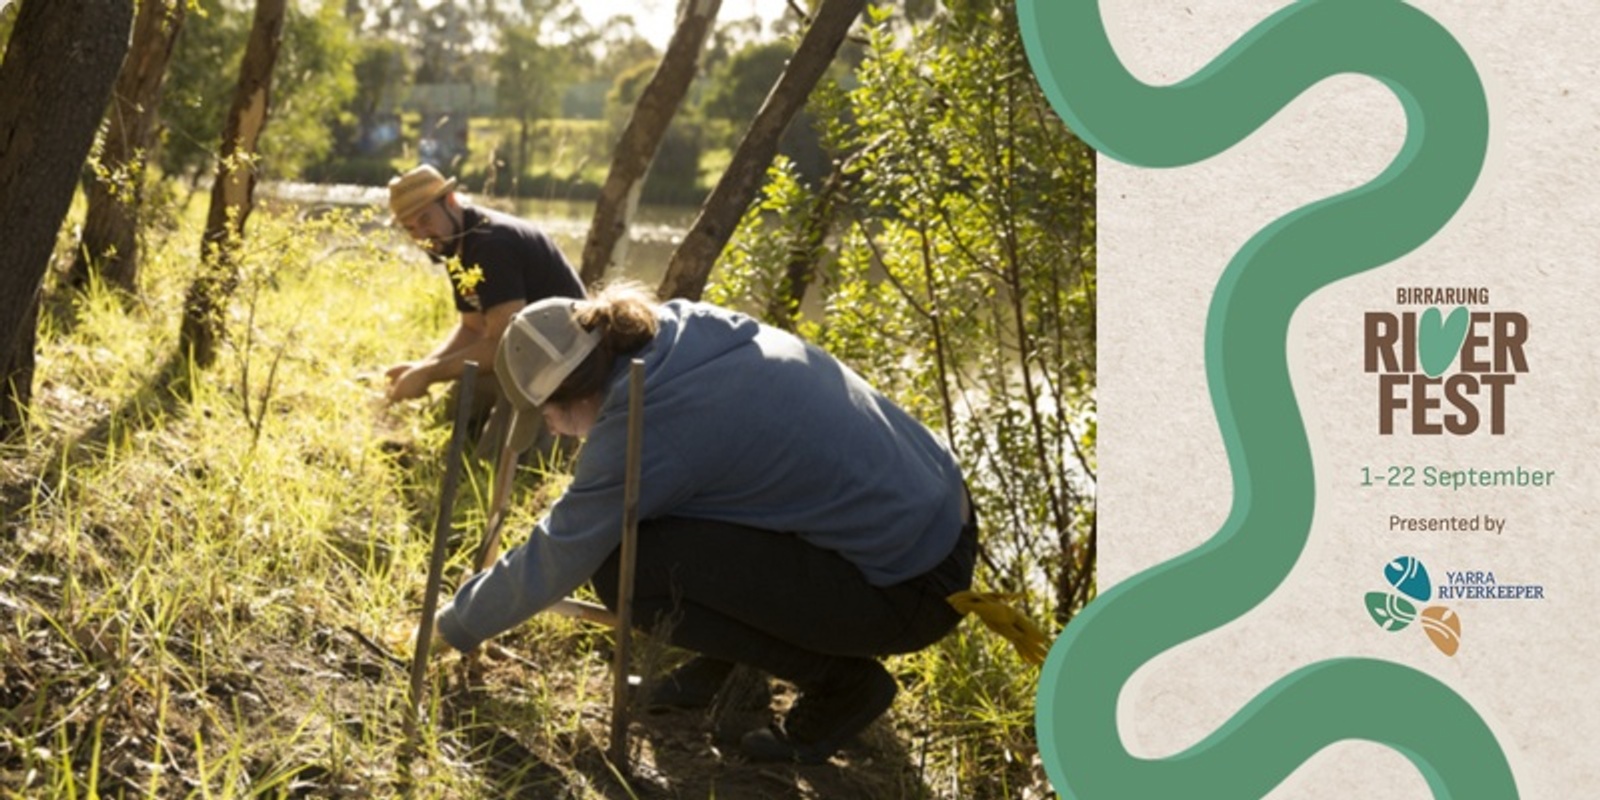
[434,405,696,651]
[385,299,524,401]
[434,424,633,651]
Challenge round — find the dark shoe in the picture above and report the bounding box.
[739,661,897,764]
[644,656,735,710]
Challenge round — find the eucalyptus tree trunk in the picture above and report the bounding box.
[0,0,132,438]
[579,0,722,286]
[179,0,285,369]
[656,0,866,301]
[70,0,188,294]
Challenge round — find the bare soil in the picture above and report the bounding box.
[0,575,947,798]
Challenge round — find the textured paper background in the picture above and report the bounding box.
[1097,2,1600,796]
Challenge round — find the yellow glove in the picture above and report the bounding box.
[947,591,1052,665]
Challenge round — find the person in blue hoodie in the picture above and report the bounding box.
[433,282,977,764]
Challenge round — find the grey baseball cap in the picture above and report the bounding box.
[496,298,602,453]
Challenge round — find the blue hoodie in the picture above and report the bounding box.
[437,300,967,652]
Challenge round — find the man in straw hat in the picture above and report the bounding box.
[383,164,584,408]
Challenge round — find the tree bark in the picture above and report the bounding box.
[0,0,133,438]
[69,0,188,294]
[579,0,722,286]
[178,0,285,369]
[655,0,865,302]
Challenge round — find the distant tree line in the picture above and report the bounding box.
[138,0,891,203]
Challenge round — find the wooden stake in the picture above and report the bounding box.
[402,361,477,751]
[608,358,646,769]
[473,404,523,572]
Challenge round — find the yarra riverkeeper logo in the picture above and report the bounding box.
[1365,555,1548,657]
[1364,287,1529,434]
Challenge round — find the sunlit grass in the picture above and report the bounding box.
[1,203,1051,798]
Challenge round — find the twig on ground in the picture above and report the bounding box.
[342,625,407,671]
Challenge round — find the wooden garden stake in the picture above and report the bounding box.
[402,361,477,752]
[473,403,523,572]
[608,358,646,769]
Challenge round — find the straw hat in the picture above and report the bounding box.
[387,165,458,224]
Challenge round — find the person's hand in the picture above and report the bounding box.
[385,364,432,403]
[379,617,453,662]
[382,362,412,400]
[428,618,453,658]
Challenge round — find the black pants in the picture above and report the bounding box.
[591,511,977,690]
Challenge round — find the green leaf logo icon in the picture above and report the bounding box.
[1417,305,1469,377]
[1365,591,1417,631]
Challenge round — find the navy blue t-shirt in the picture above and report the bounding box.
[436,205,584,312]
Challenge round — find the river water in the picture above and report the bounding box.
[263,181,697,286]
